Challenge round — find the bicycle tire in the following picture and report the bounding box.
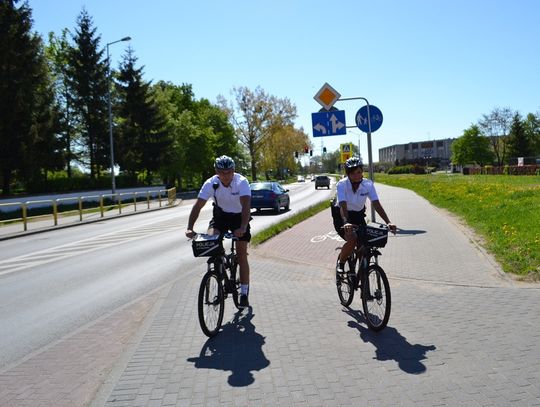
[336,255,355,306]
[229,258,242,310]
[198,270,225,337]
[361,264,391,331]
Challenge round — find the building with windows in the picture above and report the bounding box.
[379,138,455,166]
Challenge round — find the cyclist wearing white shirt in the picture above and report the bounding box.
[186,155,252,308]
[334,157,396,273]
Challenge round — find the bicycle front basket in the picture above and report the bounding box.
[192,234,222,257]
[357,223,388,247]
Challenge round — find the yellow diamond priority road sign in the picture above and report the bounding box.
[314,82,341,111]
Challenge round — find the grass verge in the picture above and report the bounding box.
[375,173,540,281]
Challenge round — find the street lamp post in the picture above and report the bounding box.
[106,36,131,194]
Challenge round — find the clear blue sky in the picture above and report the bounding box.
[29,0,540,162]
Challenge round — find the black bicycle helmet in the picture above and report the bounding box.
[214,155,235,170]
[345,157,363,169]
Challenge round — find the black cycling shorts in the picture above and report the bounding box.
[333,209,366,240]
[209,205,251,242]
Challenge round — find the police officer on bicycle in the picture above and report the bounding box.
[185,155,252,308]
[333,157,397,273]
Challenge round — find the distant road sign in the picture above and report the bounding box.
[311,110,347,137]
[340,143,353,163]
[314,83,341,111]
[355,105,383,133]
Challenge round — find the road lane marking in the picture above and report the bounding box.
[0,218,186,276]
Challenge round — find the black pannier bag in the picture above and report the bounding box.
[192,234,222,257]
[330,196,341,230]
[356,223,388,247]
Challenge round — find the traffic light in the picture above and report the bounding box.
[323,147,327,153]
[304,146,309,154]
[294,151,298,158]
[309,150,313,156]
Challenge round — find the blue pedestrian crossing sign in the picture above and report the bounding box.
[355,105,383,133]
[311,110,347,137]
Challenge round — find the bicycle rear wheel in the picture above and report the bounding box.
[361,265,391,331]
[198,270,225,337]
[336,255,355,306]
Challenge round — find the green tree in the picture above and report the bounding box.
[0,0,62,195]
[220,86,297,180]
[115,48,171,184]
[451,124,494,166]
[66,9,109,179]
[45,29,79,177]
[152,82,238,190]
[478,107,513,166]
[524,112,540,157]
[507,112,533,160]
[259,124,309,179]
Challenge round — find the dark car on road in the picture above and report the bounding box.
[250,182,290,213]
[315,175,330,189]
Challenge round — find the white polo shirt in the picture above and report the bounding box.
[335,177,379,211]
[198,173,251,213]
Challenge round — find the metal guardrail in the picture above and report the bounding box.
[0,187,177,232]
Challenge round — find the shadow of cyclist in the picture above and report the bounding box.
[187,308,270,387]
[394,228,427,236]
[343,308,436,374]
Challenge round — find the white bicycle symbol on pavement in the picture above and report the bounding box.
[310,231,344,243]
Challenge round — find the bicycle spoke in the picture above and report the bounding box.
[336,255,355,306]
[362,265,391,331]
[198,271,224,337]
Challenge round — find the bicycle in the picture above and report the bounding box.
[191,232,242,337]
[335,223,391,331]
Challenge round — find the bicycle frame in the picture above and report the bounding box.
[349,244,381,290]
[206,234,238,296]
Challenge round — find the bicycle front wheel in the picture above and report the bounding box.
[361,265,391,331]
[229,259,242,310]
[336,255,355,306]
[198,270,225,337]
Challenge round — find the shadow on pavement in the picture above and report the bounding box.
[343,308,436,374]
[250,209,291,217]
[187,308,270,387]
[394,228,427,236]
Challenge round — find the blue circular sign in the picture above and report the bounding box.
[355,105,383,133]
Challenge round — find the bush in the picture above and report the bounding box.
[24,174,148,194]
[387,164,426,175]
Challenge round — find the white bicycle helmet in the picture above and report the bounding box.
[214,155,235,170]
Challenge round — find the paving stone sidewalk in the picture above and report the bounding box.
[97,184,540,406]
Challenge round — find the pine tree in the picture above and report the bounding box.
[66,9,108,179]
[115,48,171,184]
[0,0,61,195]
[507,112,533,160]
[46,29,79,178]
